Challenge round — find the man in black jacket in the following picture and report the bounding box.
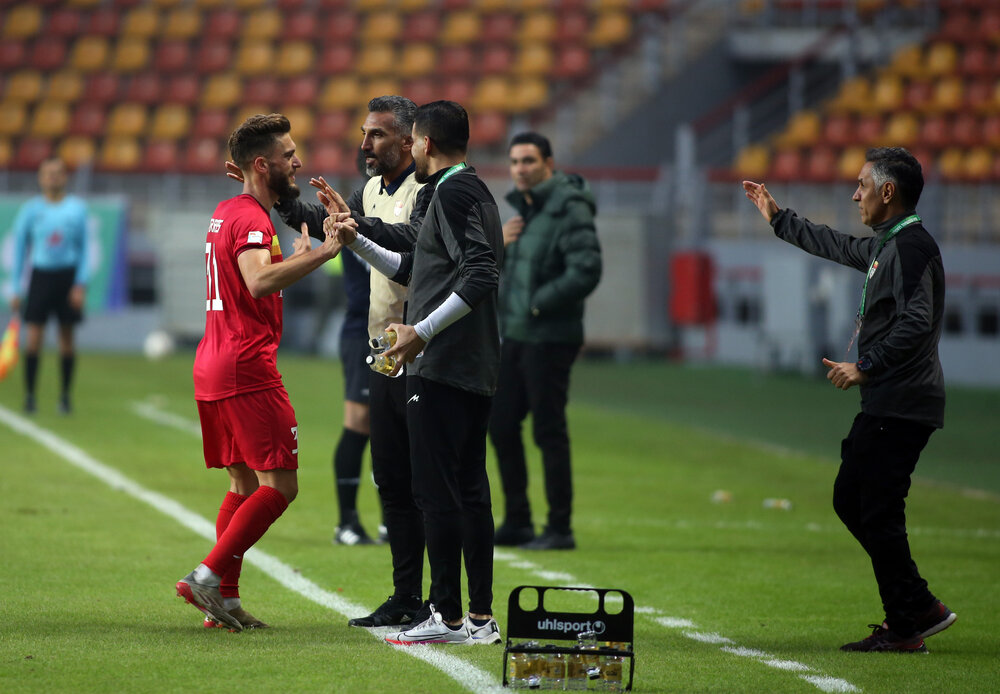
[743,147,955,653]
[331,101,504,645]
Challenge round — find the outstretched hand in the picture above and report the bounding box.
[291,222,312,257]
[742,181,780,223]
[311,176,349,216]
[382,322,426,377]
[822,357,867,391]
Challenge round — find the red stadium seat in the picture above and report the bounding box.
[481,45,514,75]
[402,78,439,106]
[919,115,951,150]
[903,80,933,111]
[318,44,355,75]
[555,11,589,43]
[856,114,883,145]
[441,78,474,104]
[244,76,280,106]
[154,41,191,73]
[205,8,242,41]
[768,148,803,182]
[195,42,233,74]
[285,75,319,106]
[404,11,440,42]
[321,11,359,42]
[284,10,317,40]
[83,73,120,104]
[959,44,992,78]
[182,136,223,174]
[86,7,121,38]
[165,74,201,105]
[953,112,982,147]
[983,114,1000,147]
[482,13,517,43]
[439,46,475,77]
[963,79,993,114]
[306,141,350,177]
[0,41,26,71]
[314,110,352,141]
[469,110,507,147]
[803,146,837,183]
[124,73,164,105]
[144,139,180,173]
[47,8,83,38]
[192,108,230,138]
[29,40,68,71]
[13,138,54,171]
[553,45,590,79]
[68,102,107,137]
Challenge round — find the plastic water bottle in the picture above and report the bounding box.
[507,644,541,689]
[369,329,397,351]
[366,353,396,374]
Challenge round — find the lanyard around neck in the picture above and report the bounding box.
[437,162,467,185]
[857,214,920,319]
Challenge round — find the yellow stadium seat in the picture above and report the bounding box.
[107,103,148,138]
[509,77,548,112]
[99,136,142,172]
[963,147,993,180]
[66,0,102,7]
[733,144,770,179]
[0,138,10,167]
[362,10,403,43]
[29,102,70,138]
[472,76,510,112]
[5,70,44,103]
[0,102,27,136]
[837,146,868,181]
[887,44,923,79]
[928,77,964,114]
[937,147,964,180]
[519,11,557,43]
[152,0,185,7]
[201,73,242,109]
[164,7,204,40]
[150,104,192,140]
[440,11,481,45]
[363,77,402,103]
[588,11,631,49]
[924,42,958,78]
[871,73,904,112]
[774,110,821,148]
[243,8,282,41]
[399,44,437,79]
[475,0,513,11]
[319,75,363,111]
[58,136,97,169]
[356,44,396,78]
[69,36,110,73]
[111,38,151,74]
[882,112,919,147]
[122,6,160,38]
[2,5,43,39]
[827,76,871,114]
[46,72,85,104]
[234,43,276,77]
[276,41,316,77]
[356,0,390,9]
[230,104,270,132]
[513,44,553,77]
[233,0,267,8]
[399,0,430,10]
[283,105,314,140]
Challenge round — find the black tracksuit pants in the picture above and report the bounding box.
[833,412,939,636]
[407,375,494,623]
[369,371,424,599]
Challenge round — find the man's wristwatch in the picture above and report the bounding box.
[856,355,873,372]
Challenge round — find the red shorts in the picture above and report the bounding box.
[197,386,299,471]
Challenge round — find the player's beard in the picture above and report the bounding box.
[414,155,431,184]
[269,165,301,200]
[365,147,401,178]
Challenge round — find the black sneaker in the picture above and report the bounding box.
[839,624,927,653]
[521,527,575,550]
[24,394,35,414]
[914,600,957,639]
[348,594,422,628]
[494,523,535,547]
[58,395,71,415]
[333,520,375,546]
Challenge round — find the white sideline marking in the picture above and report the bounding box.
[126,401,862,693]
[131,398,203,438]
[0,404,502,694]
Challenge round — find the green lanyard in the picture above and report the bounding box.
[437,162,467,185]
[857,214,921,320]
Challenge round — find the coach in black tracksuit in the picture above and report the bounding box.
[743,147,955,653]
[335,101,504,640]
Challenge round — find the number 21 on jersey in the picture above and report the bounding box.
[205,242,223,311]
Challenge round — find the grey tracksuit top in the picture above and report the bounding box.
[771,209,945,429]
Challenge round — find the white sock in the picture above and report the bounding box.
[193,563,221,586]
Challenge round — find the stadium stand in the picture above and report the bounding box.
[0,1,639,174]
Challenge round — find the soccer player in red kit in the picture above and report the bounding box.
[176,113,343,631]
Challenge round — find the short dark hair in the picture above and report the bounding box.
[413,101,469,157]
[866,147,924,210]
[509,132,553,159]
[228,113,291,170]
[368,95,417,138]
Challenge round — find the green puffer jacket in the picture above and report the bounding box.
[500,171,602,344]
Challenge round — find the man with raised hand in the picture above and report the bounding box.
[331,101,504,645]
[176,114,341,631]
[743,146,955,653]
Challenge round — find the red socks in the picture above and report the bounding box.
[203,485,289,581]
[216,492,248,599]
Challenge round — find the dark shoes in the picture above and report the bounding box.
[333,520,376,546]
[348,594,422,628]
[494,523,535,547]
[521,527,576,550]
[915,600,957,639]
[24,394,35,414]
[840,624,927,653]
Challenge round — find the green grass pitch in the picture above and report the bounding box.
[1,353,997,693]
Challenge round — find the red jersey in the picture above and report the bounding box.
[193,194,284,401]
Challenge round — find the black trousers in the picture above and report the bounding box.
[833,412,938,635]
[407,375,494,622]
[488,339,579,534]
[369,371,424,599]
